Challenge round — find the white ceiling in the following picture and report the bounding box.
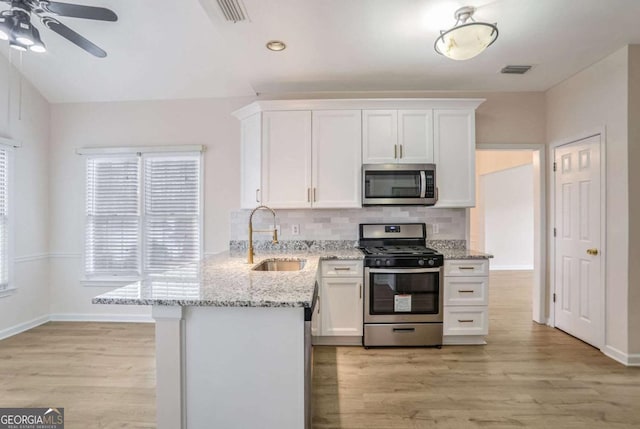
[4,0,640,103]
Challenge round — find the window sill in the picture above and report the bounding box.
[0,287,17,299]
[81,277,140,288]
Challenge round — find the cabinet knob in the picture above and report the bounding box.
[587,248,599,256]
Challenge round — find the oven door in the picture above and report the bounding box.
[364,267,443,323]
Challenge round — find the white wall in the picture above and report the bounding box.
[482,164,534,270]
[48,97,252,318]
[470,150,534,251]
[0,56,51,337]
[546,46,630,356]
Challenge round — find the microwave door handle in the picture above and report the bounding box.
[419,171,426,198]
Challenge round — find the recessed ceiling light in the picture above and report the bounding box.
[266,40,286,52]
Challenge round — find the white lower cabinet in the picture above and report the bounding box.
[313,260,363,345]
[443,259,490,345]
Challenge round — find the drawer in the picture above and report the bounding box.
[443,306,488,336]
[444,259,489,277]
[444,277,489,306]
[364,323,443,347]
[321,260,363,277]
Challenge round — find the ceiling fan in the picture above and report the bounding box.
[0,0,117,57]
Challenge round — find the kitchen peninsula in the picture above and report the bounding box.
[92,249,363,429]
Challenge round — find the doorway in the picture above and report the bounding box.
[470,145,546,324]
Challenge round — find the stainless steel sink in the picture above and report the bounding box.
[252,259,306,272]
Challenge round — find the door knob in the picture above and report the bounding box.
[587,248,599,256]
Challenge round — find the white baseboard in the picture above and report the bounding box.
[0,314,50,340]
[602,345,640,366]
[490,265,534,271]
[49,313,154,323]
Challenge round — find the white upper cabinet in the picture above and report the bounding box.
[362,110,398,163]
[363,109,434,164]
[239,113,262,209]
[312,110,362,208]
[239,109,362,209]
[434,109,476,207]
[398,110,434,163]
[262,111,312,208]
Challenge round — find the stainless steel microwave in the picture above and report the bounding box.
[362,164,437,206]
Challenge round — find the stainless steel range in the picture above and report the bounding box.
[359,223,444,347]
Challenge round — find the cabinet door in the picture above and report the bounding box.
[261,111,312,208]
[312,110,362,208]
[320,278,363,336]
[240,113,262,209]
[434,109,476,207]
[362,110,398,163]
[398,110,434,163]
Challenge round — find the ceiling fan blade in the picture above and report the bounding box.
[42,17,107,57]
[42,1,117,22]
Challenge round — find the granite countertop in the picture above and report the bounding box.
[92,248,364,308]
[436,248,494,260]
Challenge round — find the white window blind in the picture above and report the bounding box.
[143,155,201,275]
[85,152,202,280]
[85,156,141,278]
[0,148,8,291]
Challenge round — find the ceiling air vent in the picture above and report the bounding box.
[215,0,248,22]
[501,65,532,75]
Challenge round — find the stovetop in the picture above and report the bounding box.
[358,223,443,268]
[359,246,440,256]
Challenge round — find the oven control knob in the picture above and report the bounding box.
[428,259,435,266]
[385,259,392,266]
[418,259,425,266]
[375,259,382,266]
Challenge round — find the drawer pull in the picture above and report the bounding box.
[459,267,475,270]
[334,267,351,271]
[392,328,416,333]
[458,319,474,323]
[458,290,475,293]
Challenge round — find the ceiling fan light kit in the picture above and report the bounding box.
[434,6,498,61]
[0,0,118,57]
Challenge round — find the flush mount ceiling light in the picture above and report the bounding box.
[266,40,286,52]
[434,6,498,61]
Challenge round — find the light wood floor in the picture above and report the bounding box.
[0,322,156,428]
[0,271,639,428]
[313,271,640,428]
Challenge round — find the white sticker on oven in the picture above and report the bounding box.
[394,294,412,312]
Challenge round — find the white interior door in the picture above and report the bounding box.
[554,135,602,347]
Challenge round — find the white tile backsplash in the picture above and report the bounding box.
[230,207,466,241]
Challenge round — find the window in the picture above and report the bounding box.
[84,152,202,281]
[0,147,10,293]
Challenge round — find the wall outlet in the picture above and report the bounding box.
[291,224,300,236]
[432,224,439,234]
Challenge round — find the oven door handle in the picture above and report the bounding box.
[367,267,442,274]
